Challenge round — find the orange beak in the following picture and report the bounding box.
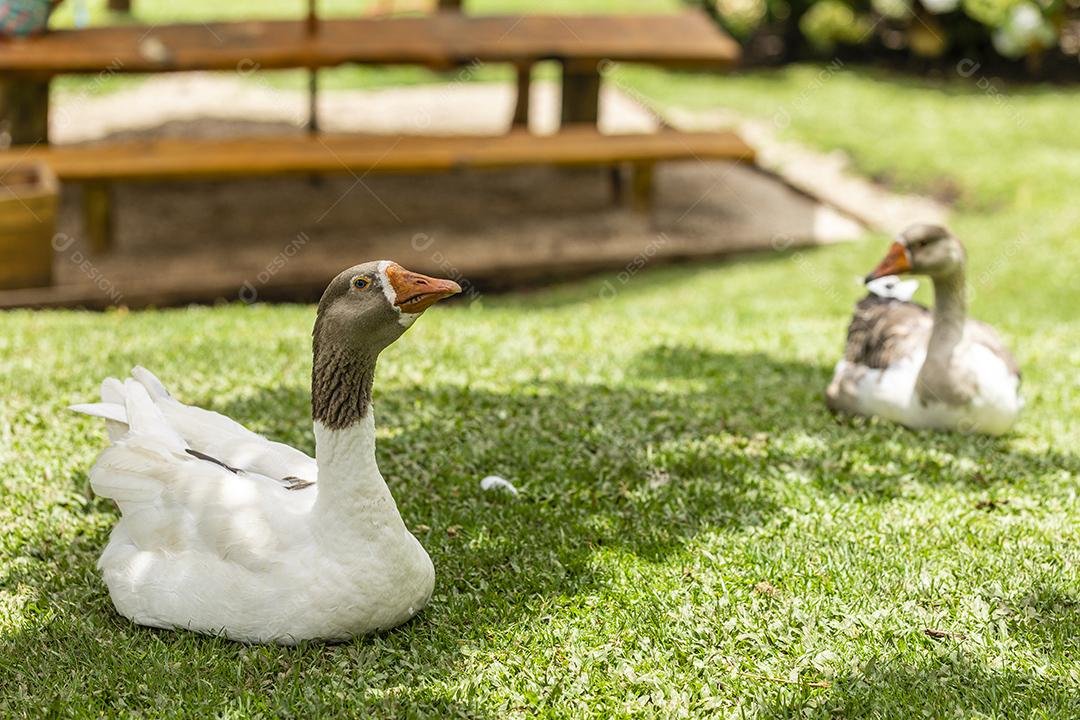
[865,241,912,283]
[385,263,462,313]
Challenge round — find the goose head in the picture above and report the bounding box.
[865,224,966,283]
[314,260,461,358]
[311,261,461,429]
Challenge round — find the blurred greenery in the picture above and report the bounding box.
[4,60,1079,716]
[690,0,1071,63]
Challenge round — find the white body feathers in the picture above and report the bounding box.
[72,368,434,644]
[829,344,1022,435]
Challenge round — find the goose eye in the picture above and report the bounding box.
[352,277,370,291]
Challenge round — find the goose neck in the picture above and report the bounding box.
[311,342,377,430]
[932,270,966,326]
[312,413,400,530]
[918,268,969,404]
[928,270,967,354]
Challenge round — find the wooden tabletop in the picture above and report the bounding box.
[0,12,740,75]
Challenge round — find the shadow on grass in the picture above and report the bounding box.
[631,343,1080,492]
[0,553,496,717]
[0,353,785,713]
[998,584,1080,660]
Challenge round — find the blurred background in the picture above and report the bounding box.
[0,0,1073,308]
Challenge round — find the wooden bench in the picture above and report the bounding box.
[1,128,754,251]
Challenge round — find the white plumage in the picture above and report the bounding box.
[827,225,1022,435]
[479,474,519,495]
[72,368,432,644]
[829,344,1022,435]
[70,261,462,644]
[865,274,919,302]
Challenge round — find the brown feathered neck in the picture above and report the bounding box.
[311,337,376,430]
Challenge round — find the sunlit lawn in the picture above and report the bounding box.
[3,55,1078,720]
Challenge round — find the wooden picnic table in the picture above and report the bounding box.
[0,11,739,143]
[0,7,747,258]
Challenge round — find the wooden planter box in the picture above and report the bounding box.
[0,160,58,289]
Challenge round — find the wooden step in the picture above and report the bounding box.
[3,129,755,181]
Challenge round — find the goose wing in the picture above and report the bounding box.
[88,381,307,571]
[843,294,933,369]
[71,367,316,489]
[967,319,1021,380]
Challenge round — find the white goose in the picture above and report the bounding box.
[826,224,1022,435]
[71,261,461,644]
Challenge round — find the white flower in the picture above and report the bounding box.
[993,3,1057,57]
[992,28,1024,57]
[873,0,913,19]
[1009,3,1044,34]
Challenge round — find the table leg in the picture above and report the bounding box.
[83,182,113,254]
[631,161,655,212]
[609,164,625,205]
[107,0,132,12]
[3,77,50,146]
[560,63,600,128]
[307,70,319,134]
[512,64,532,129]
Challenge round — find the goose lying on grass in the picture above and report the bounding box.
[826,224,1022,435]
[71,262,461,644]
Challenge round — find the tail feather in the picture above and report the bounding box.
[69,402,128,425]
[71,372,189,450]
[71,388,129,441]
[74,370,177,442]
[70,377,130,441]
[123,380,186,452]
[101,377,125,405]
[131,366,172,400]
[90,436,190,510]
[89,386,190,507]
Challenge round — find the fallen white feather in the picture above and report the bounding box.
[480,475,519,495]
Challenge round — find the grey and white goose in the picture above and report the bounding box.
[826,224,1022,435]
[70,261,461,644]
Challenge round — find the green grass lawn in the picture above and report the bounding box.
[3,66,1079,717]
